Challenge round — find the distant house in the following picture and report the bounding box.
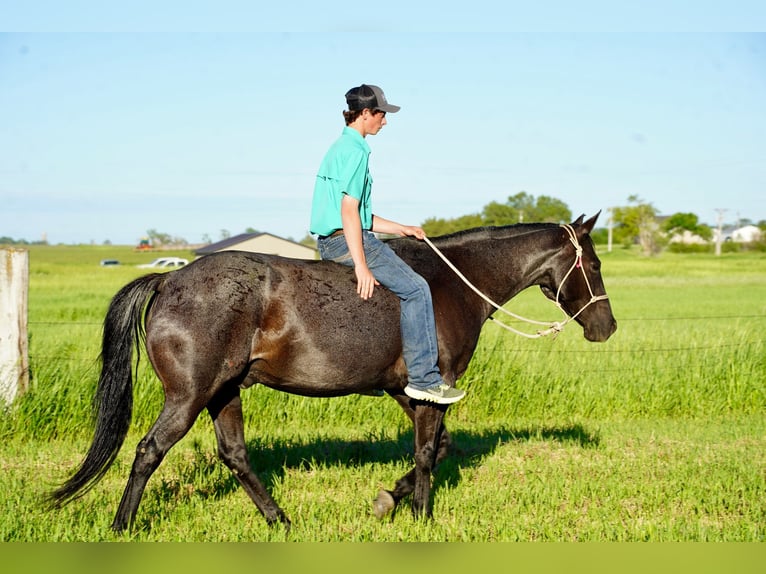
[730,225,762,243]
[195,232,317,260]
[713,225,763,244]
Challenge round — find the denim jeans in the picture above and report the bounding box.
[317,231,442,389]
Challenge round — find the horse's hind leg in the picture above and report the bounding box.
[207,386,291,530]
[112,400,202,531]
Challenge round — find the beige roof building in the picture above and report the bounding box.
[195,232,317,260]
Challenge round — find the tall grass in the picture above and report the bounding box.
[1,245,763,541]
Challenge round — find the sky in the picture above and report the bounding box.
[1,7,765,245]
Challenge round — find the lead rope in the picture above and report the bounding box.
[422,224,609,339]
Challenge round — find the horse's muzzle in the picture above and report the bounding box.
[584,317,617,342]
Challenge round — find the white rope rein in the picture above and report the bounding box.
[422,224,609,339]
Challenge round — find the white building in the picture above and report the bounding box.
[713,225,763,244]
[730,225,762,243]
[195,232,317,259]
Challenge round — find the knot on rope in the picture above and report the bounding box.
[536,321,564,339]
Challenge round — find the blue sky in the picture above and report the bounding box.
[1,11,765,245]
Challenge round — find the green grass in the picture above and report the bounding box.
[0,245,764,541]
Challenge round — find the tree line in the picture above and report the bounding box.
[419,192,766,256]
[3,193,763,253]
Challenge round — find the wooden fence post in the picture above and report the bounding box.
[0,248,29,406]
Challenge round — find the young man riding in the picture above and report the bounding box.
[310,84,465,405]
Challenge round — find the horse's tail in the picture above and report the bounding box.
[48,273,165,508]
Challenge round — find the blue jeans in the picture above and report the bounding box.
[317,231,442,390]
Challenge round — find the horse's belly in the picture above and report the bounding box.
[245,330,403,394]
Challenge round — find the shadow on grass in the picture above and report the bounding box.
[157,422,601,506]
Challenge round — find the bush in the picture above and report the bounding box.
[667,243,713,254]
[742,239,766,253]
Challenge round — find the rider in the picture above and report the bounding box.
[310,84,465,405]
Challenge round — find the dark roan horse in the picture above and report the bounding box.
[50,213,616,532]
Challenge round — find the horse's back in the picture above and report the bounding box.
[145,251,406,396]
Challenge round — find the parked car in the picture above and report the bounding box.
[137,257,189,269]
[100,259,121,266]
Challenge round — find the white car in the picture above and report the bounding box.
[137,257,189,269]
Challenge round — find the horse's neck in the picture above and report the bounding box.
[439,227,560,308]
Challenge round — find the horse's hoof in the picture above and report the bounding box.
[267,510,292,533]
[373,489,395,519]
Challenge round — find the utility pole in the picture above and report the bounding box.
[715,208,727,256]
[607,207,613,253]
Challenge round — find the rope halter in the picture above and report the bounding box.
[423,224,609,339]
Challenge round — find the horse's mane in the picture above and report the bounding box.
[429,222,560,248]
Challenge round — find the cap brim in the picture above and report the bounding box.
[375,103,400,113]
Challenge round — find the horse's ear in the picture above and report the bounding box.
[582,211,601,233]
[572,214,585,225]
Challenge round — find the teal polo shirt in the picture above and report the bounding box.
[310,126,373,236]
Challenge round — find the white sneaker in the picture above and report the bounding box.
[404,383,465,404]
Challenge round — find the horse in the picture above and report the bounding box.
[49,213,616,532]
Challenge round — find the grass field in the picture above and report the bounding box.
[0,244,764,541]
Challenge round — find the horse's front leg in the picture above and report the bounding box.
[411,402,447,517]
[374,396,449,519]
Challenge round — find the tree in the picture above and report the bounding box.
[145,229,188,247]
[146,229,172,247]
[299,233,317,248]
[481,201,518,226]
[421,191,572,237]
[422,213,483,236]
[612,195,661,255]
[501,191,572,223]
[663,212,712,241]
[533,194,573,223]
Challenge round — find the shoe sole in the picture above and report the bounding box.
[403,386,465,405]
[358,390,385,397]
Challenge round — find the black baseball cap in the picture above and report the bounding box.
[345,84,400,113]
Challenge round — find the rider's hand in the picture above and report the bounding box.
[400,226,426,240]
[355,265,380,300]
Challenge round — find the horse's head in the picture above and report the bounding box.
[539,213,617,342]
